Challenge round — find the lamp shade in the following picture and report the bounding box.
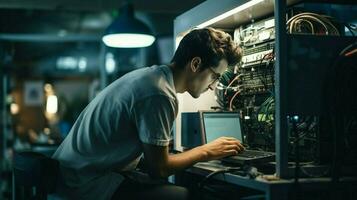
[102,4,155,48]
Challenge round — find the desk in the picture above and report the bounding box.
[181,161,357,200]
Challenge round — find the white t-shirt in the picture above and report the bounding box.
[52,65,178,200]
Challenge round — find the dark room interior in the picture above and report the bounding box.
[0,0,356,200]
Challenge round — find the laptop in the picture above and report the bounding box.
[200,111,275,165]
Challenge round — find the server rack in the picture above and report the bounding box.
[174,0,357,179]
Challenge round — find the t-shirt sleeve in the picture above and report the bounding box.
[133,95,177,146]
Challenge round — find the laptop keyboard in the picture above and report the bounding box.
[237,150,273,158]
[221,149,275,165]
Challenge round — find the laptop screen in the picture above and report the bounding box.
[202,112,243,143]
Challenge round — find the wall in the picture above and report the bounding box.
[174,90,218,151]
[12,77,92,140]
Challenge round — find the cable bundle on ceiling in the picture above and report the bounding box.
[287,12,340,36]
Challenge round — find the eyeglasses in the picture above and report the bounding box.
[207,67,221,90]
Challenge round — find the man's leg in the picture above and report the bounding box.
[112,178,191,200]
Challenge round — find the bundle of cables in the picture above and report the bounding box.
[197,166,262,199]
[215,66,242,110]
[287,12,340,35]
[257,96,274,122]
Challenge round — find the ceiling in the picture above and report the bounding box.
[0,0,205,13]
[0,0,205,76]
[0,0,206,36]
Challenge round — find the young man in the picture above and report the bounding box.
[53,27,244,200]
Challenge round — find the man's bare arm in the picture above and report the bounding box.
[142,137,244,178]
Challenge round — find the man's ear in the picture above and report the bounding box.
[190,57,202,73]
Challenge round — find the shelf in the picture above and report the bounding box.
[206,0,301,29]
[174,0,300,37]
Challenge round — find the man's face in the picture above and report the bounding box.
[187,58,228,98]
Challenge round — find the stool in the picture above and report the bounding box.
[12,151,59,200]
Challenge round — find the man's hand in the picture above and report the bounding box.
[198,137,245,161]
[142,137,244,178]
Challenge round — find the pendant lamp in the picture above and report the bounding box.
[102,4,155,48]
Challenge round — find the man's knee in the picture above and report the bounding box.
[156,185,191,200]
[112,183,192,200]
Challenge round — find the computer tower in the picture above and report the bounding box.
[181,112,203,149]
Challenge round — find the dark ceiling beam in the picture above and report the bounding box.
[0,0,204,13]
[0,1,105,11]
[0,33,101,42]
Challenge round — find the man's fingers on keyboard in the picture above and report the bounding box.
[234,141,245,150]
[226,144,240,152]
[223,137,240,142]
[237,145,244,152]
[229,142,243,152]
[225,149,238,156]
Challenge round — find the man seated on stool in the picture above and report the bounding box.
[52,27,244,200]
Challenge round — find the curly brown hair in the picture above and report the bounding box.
[171,27,242,70]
